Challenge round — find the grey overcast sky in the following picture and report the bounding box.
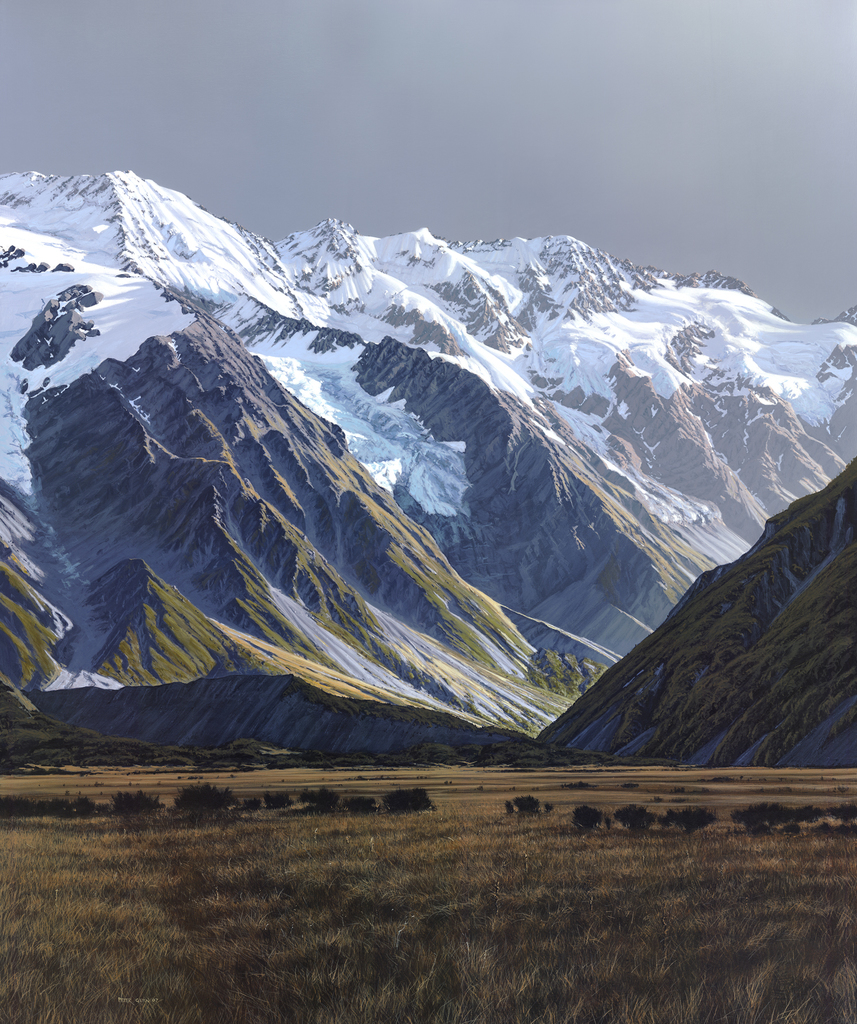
[1,0,854,323]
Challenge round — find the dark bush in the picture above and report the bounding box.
[620,782,640,789]
[732,803,821,832]
[173,783,233,812]
[383,788,435,813]
[344,796,377,814]
[73,796,97,817]
[0,795,102,818]
[573,805,602,830]
[505,800,515,815]
[543,802,554,814]
[0,796,38,818]
[562,781,595,790]
[300,787,341,813]
[659,807,716,833]
[111,790,162,815]
[827,803,857,822]
[241,798,262,811]
[614,804,656,830]
[263,791,293,809]
[513,795,541,814]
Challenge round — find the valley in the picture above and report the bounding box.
[2,765,855,1024]
[3,762,854,814]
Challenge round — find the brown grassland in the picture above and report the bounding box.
[1,766,855,1024]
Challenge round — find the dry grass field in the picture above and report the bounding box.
[1,766,855,1024]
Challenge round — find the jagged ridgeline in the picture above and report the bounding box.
[541,460,857,766]
[0,171,854,751]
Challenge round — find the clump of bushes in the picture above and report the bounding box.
[300,787,341,813]
[505,795,541,815]
[174,783,233,812]
[827,802,857,821]
[731,803,821,834]
[382,788,434,813]
[614,805,656,831]
[0,795,100,819]
[263,791,293,809]
[110,790,162,815]
[241,798,262,811]
[659,807,716,833]
[344,796,377,814]
[573,805,602,830]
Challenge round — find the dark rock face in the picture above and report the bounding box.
[13,307,536,722]
[0,245,25,268]
[30,675,517,752]
[540,460,857,767]
[354,336,710,654]
[11,286,103,370]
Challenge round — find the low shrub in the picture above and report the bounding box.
[513,795,541,814]
[573,805,602,830]
[827,802,857,821]
[0,795,101,818]
[659,807,716,833]
[344,796,377,814]
[110,790,162,815]
[731,803,821,832]
[263,791,293,810]
[241,798,262,811]
[300,787,341,813]
[174,783,233,812]
[383,788,434,813]
[614,805,656,831]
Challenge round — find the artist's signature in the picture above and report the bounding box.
[118,997,160,1005]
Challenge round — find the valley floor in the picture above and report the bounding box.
[1,767,856,1024]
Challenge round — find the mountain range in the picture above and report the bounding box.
[1,171,854,760]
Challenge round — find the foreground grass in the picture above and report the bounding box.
[1,808,855,1024]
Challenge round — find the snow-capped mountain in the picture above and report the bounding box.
[0,171,854,740]
[1,173,586,736]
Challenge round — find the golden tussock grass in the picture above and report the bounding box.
[1,791,855,1024]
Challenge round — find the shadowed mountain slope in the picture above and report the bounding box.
[540,461,857,766]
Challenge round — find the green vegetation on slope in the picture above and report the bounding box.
[542,459,857,765]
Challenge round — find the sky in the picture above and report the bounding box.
[1,0,855,324]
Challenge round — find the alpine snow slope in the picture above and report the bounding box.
[0,174,578,738]
[0,171,854,737]
[540,459,857,767]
